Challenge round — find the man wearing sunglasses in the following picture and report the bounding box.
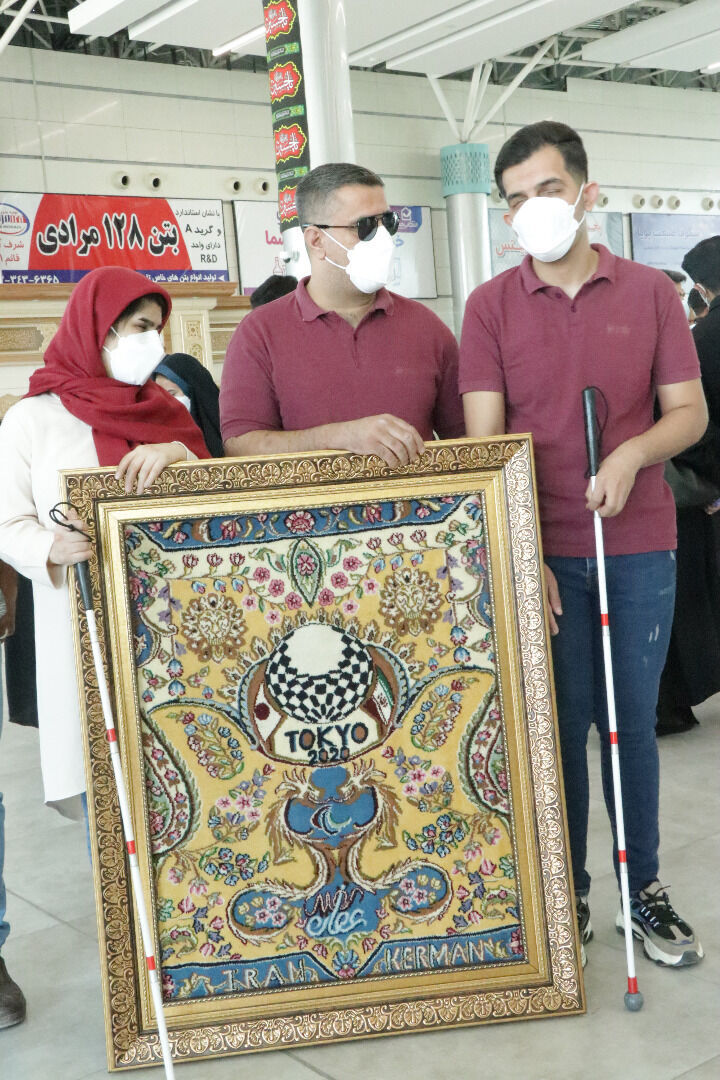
[220,163,463,466]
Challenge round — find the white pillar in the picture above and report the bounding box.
[440,143,493,335]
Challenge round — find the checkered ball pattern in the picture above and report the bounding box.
[265,631,373,724]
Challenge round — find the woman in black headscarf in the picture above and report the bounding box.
[154,353,224,458]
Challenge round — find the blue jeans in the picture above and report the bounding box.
[546,551,676,895]
[0,649,8,953]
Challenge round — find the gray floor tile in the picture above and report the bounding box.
[1,686,717,1079]
[675,1056,720,1080]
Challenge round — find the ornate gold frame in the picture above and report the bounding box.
[63,437,584,1071]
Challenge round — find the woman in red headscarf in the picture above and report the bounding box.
[0,267,210,817]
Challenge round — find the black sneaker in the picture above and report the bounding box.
[616,881,704,967]
[576,894,593,968]
[0,957,26,1030]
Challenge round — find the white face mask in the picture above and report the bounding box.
[322,225,395,294]
[512,184,586,263]
[176,392,192,412]
[103,327,165,385]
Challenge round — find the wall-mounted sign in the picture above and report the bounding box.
[233,201,437,300]
[0,194,229,284]
[631,213,720,280]
[489,209,625,276]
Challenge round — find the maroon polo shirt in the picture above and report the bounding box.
[459,245,701,557]
[220,279,464,443]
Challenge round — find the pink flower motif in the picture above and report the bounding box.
[182,553,198,568]
[403,782,418,797]
[343,556,362,571]
[168,868,182,888]
[456,885,470,900]
[366,537,381,550]
[486,827,501,846]
[271,912,285,927]
[247,807,261,822]
[413,888,428,904]
[416,506,431,518]
[381,746,395,759]
[297,935,308,950]
[285,510,315,533]
[362,936,376,954]
[330,571,348,589]
[209,916,224,931]
[342,599,359,616]
[234,795,252,811]
[207,553,222,567]
[313,943,328,958]
[397,895,413,911]
[467,910,483,924]
[496,770,508,791]
[400,878,415,894]
[199,942,215,957]
[337,965,356,979]
[269,578,285,596]
[230,552,245,566]
[173,530,188,544]
[216,796,231,810]
[429,764,445,778]
[297,554,317,576]
[318,588,335,607]
[363,578,379,594]
[253,566,270,582]
[178,897,195,913]
[286,592,302,609]
[188,878,208,895]
[242,595,258,610]
[388,532,403,546]
[480,858,497,876]
[257,513,268,523]
[265,610,281,625]
[220,519,238,540]
[266,897,281,912]
[410,529,427,543]
[409,768,426,783]
[464,843,483,862]
[364,505,382,523]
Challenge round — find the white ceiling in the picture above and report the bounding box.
[65,0,718,80]
[582,0,720,71]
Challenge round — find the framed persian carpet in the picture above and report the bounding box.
[63,437,585,1071]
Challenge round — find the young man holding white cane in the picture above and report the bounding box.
[459,122,706,969]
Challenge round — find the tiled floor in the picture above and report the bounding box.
[1,700,718,1080]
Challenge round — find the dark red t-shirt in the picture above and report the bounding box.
[220,279,464,443]
[459,245,701,557]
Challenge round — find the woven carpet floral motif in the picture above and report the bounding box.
[125,492,523,1001]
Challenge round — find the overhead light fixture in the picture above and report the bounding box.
[129,0,200,41]
[213,24,265,58]
[701,59,720,73]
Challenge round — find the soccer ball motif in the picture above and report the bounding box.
[264,624,373,725]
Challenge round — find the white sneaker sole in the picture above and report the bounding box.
[615,911,704,967]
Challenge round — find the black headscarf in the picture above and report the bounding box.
[154,353,224,458]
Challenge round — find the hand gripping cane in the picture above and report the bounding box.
[581,390,644,1012]
[51,506,177,1075]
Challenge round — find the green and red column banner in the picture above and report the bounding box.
[263,0,311,232]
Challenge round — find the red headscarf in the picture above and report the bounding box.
[26,266,210,465]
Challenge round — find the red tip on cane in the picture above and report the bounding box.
[106,727,117,743]
[126,840,136,856]
[610,731,618,745]
[619,849,627,863]
[627,976,638,994]
[146,955,156,971]
[601,613,609,626]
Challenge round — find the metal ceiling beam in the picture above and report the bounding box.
[0,0,37,58]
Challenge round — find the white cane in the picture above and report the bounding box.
[582,387,644,1013]
[54,507,177,1075]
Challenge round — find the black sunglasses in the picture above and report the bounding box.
[303,211,400,242]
